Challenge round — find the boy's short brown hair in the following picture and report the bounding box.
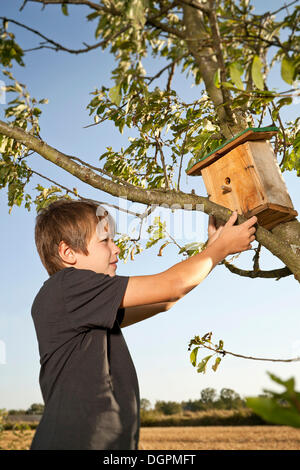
[34,199,100,276]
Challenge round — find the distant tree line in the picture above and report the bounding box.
[143,388,252,416]
[7,403,44,415]
[6,388,270,417]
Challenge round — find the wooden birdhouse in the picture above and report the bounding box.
[186,126,298,230]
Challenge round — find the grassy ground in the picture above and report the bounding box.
[1,426,300,450]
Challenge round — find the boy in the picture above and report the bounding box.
[30,199,257,450]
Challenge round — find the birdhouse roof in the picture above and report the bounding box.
[186,126,278,176]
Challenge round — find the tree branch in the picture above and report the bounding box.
[252,242,261,272]
[29,168,154,219]
[144,54,189,84]
[262,0,298,17]
[190,333,300,364]
[29,0,186,39]
[206,1,235,126]
[1,16,130,54]
[146,17,185,39]
[155,136,170,190]
[0,119,299,281]
[166,61,176,93]
[65,153,140,189]
[178,0,209,13]
[28,0,109,12]
[222,260,292,280]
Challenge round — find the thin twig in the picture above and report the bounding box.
[164,228,183,251]
[177,104,195,190]
[199,342,300,363]
[155,136,170,190]
[19,0,29,11]
[166,61,176,93]
[1,16,130,55]
[65,154,140,189]
[270,0,298,16]
[252,243,261,272]
[28,168,149,218]
[129,205,156,242]
[272,103,288,167]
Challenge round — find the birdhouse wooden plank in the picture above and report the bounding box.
[186,127,298,230]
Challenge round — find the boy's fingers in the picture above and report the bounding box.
[225,211,238,226]
[244,215,257,227]
[208,215,217,235]
[209,215,216,225]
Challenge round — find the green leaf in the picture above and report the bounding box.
[212,357,221,372]
[229,63,244,90]
[178,242,202,255]
[246,397,300,428]
[86,12,100,21]
[251,56,264,91]
[109,84,122,106]
[190,347,200,367]
[267,372,295,393]
[126,0,148,29]
[197,355,213,374]
[61,4,68,16]
[214,69,221,88]
[220,82,239,91]
[281,57,295,85]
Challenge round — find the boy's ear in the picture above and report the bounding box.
[58,240,77,265]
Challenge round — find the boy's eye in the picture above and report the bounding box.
[99,237,114,243]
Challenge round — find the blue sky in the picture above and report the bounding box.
[0,0,299,410]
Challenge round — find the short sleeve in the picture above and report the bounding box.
[62,267,129,331]
[116,308,125,326]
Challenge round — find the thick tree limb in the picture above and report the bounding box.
[182,1,248,138]
[0,119,299,281]
[206,1,235,126]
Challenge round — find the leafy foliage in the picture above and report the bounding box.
[154,400,182,416]
[0,70,52,212]
[0,21,24,68]
[0,0,299,260]
[246,372,300,428]
[0,409,8,433]
[25,403,44,415]
[188,332,225,374]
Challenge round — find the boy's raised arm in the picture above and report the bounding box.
[119,212,257,309]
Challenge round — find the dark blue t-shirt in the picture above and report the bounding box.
[30,267,140,450]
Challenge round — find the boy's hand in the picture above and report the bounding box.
[215,211,257,256]
[206,215,224,248]
[122,211,257,309]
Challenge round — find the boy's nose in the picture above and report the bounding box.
[111,240,120,255]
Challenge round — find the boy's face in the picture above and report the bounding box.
[59,224,120,277]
